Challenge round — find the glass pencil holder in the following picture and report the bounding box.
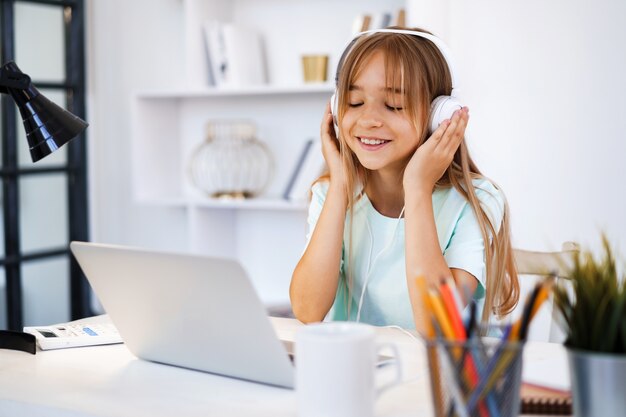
[425,335,524,417]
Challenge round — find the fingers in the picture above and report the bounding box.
[320,103,339,146]
[323,114,338,143]
[439,107,469,153]
[320,102,336,139]
[320,102,341,162]
[428,118,450,142]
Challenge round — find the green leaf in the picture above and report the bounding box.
[552,232,626,354]
[603,288,626,352]
[592,294,611,351]
[621,313,626,352]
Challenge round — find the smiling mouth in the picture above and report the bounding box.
[358,137,391,146]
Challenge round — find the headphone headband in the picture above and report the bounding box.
[331,28,463,135]
[336,28,459,96]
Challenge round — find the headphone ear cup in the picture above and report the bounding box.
[330,91,338,121]
[429,95,463,134]
[330,91,339,136]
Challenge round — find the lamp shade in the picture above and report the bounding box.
[1,61,88,162]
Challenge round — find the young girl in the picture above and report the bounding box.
[289,28,519,332]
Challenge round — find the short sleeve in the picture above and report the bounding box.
[443,180,505,297]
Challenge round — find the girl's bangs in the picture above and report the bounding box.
[383,40,424,132]
[383,45,406,97]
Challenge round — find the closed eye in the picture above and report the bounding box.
[386,104,404,111]
[348,103,363,108]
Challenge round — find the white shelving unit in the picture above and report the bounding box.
[131,85,334,204]
[130,0,406,307]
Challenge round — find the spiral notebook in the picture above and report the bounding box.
[521,344,572,415]
[521,382,572,415]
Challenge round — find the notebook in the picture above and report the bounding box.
[521,343,572,415]
[69,241,295,389]
[520,382,572,415]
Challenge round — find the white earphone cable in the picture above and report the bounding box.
[382,325,421,343]
[356,206,405,322]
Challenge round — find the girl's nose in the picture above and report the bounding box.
[358,107,383,128]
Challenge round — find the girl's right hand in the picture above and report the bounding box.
[320,102,346,187]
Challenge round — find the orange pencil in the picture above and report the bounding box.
[510,279,552,341]
[416,276,445,417]
[439,278,466,340]
[520,282,552,340]
[415,276,435,338]
[530,283,551,318]
[428,289,456,340]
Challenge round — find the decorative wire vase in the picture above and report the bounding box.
[189,120,273,199]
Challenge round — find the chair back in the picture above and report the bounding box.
[512,242,579,342]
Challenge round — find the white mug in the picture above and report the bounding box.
[295,322,402,417]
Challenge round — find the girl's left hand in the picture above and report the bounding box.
[403,107,469,193]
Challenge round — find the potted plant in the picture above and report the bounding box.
[553,235,626,417]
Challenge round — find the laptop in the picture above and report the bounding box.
[69,241,295,389]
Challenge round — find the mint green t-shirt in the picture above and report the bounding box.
[305,179,505,330]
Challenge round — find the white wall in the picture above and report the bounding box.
[87,0,188,250]
[410,0,626,255]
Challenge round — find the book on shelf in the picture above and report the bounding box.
[368,12,392,30]
[352,14,372,34]
[284,139,326,202]
[352,9,404,34]
[203,21,267,87]
[395,9,406,27]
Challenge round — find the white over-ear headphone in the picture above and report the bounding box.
[330,28,462,135]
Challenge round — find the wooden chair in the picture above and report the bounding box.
[512,242,580,342]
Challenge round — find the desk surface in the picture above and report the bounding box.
[0,317,566,417]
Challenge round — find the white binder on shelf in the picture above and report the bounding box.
[203,21,267,87]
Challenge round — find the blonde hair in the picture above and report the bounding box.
[330,27,519,323]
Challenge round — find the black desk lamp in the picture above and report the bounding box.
[0,61,88,354]
[0,61,88,162]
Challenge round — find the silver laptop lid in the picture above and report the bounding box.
[70,241,294,388]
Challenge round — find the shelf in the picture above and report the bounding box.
[132,86,328,203]
[190,196,308,211]
[135,83,335,99]
[135,196,308,211]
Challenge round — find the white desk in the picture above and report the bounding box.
[0,317,566,417]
